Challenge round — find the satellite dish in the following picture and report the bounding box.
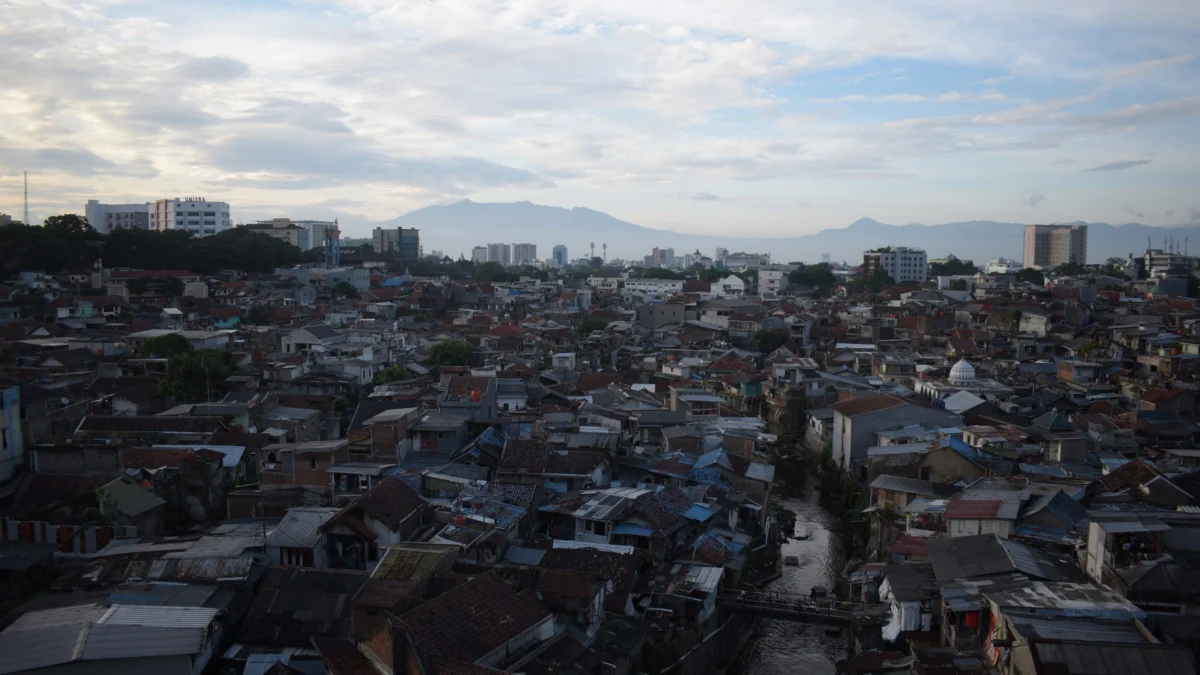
[60,397,70,406]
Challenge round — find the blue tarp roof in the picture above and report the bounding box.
[683,504,716,523]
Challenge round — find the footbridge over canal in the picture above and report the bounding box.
[717,589,891,626]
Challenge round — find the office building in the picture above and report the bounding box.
[85,200,150,234]
[149,198,231,237]
[243,218,310,250]
[487,243,512,266]
[291,220,336,251]
[372,227,421,258]
[723,252,770,269]
[512,243,537,265]
[863,246,928,283]
[472,246,488,263]
[552,245,568,267]
[1023,224,1087,270]
[987,258,1022,275]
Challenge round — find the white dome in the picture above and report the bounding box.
[949,358,976,385]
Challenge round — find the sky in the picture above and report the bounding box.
[1,0,1199,238]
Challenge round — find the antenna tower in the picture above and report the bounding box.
[590,242,595,260]
[602,243,607,262]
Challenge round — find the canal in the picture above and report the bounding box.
[731,467,849,675]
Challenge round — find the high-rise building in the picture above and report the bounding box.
[512,243,537,264]
[552,245,568,267]
[821,253,832,264]
[371,227,421,257]
[723,252,770,269]
[242,218,309,250]
[715,247,729,262]
[862,246,928,283]
[472,246,488,263]
[487,243,512,266]
[85,200,150,234]
[149,198,230,237]
[1023,224,1087,270]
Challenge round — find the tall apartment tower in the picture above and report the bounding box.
[486,243,512,266]
[371,227,421,257]
[512,243,537,264]
[1023,224,1088,270]
[472,246,488,263]
[148,198,230,237]
[552,245,568,267]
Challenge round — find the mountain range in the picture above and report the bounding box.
[384,199,1200,265]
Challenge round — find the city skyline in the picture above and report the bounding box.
[1,2,1198,236]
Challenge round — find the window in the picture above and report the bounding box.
[308,456,317,470]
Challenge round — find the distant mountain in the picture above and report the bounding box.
[387,199,1200,264]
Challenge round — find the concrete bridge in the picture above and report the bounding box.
[717,590,891,626]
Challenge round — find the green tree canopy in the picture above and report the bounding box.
[642,268,684,280]
[161,349,234,403]
[428,339,472,367]
[788,263,837,294]
[576,317,610,335]
[332,282,359,298]
[475,262,516,283]
[1054,261,1088,276]
[929,255,977,276]
[866,269,895,293]
[697,268,724,283]
[1015,268,1045,285]
[751,329,789,355]
[141,333,192,358]
[246,305,271,325]
[948,279,969,291]
[44,214,95,236]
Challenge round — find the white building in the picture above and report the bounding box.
[487,243,512,266]
[863,246,928,283]
[711,275,746,297]
[512,243,537,264]
[149,198,230,237]
[84,200,150,234]
[472,246,488,263]
[624,278,684,294]
[759,269,785,295]
[986,258,1022,275]
[552,245,568,267]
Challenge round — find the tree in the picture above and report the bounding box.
[789,263,837,295]
[43,214,94,236]
[246,305,271,325]
[866,269,895,293]
[576,317,610,335]
[141,333,192,358]
[475,262,516,283]
[698,268,724,283]
[428,339,472,367]
[161,349,234,403]
[332,282,359,298]
[1015,268,1045,285]
[948,279,968,291]
[1054,261,1088,276]
[153,276,186,297]
[751,330,789,355]
[126,277,152,297]
[643,268,683,280]
[929,255,977,276]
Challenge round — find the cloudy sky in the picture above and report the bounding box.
[1,0,1198,237]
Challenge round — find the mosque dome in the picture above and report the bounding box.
[949,358,976,385]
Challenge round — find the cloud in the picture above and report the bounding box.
[1085,159,1152,172]
[1026,192,1045,208]
[678,191,722,201]
[174,56,250,81]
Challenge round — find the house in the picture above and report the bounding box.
[830,394,961,473]
[0,604,224,675]
[331,475,431,549]
[390,572,555,674]
[260,439,350,493]
[944,495,1021,538]
[98,475,168,536]
[282,324,344,354]
[265,506,342,568]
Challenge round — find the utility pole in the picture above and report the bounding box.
[23,171,29,226]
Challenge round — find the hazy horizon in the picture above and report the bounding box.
[2,1,1198,235]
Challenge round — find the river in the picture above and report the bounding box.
[731,470,849,675]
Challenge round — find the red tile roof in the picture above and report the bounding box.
[829,394,907,418]
[395,572,550,664]
[1142,387,1185,405]
[944,499,1004,519]
[355,476,426,530]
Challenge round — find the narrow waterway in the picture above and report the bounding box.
[731,469,849,675]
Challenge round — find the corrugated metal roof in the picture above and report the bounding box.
[0,623,90,674]
[1029,640,1199,675]
[5,604,109,630]
[266,507,340,550]
[103,604,219,628]
[79,624,205,660]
